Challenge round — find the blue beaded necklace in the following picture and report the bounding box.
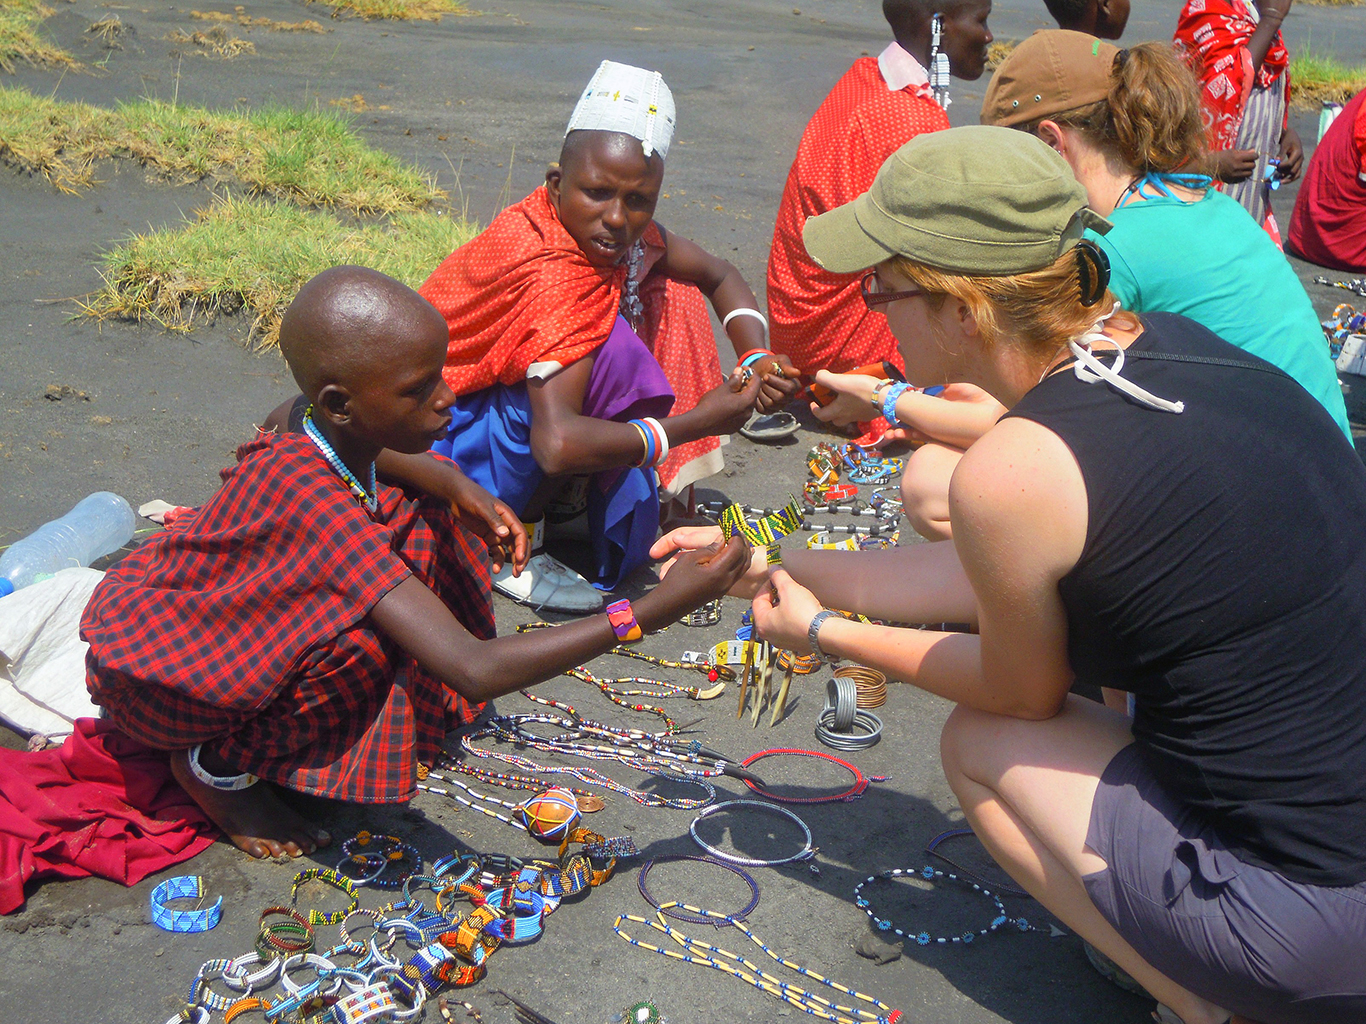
[853,866,1043,946]
[302,405,377,513]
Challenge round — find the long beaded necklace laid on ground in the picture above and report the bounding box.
[301,405,377,513]
[614,905,902,1024]
[853,866,1045,945]
[516,623,735,692]
[459,718,718,809]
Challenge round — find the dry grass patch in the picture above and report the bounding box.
[190,8,328,32]
[166,26,256,57]
[87,14,125,49]
[306,0,469,21]
[1290,50,1366,106]
[1297,0,1362,6]
[0,86,444,211]
[85,195,476,347]
[986,39,1016,71]
[0,0,77,72]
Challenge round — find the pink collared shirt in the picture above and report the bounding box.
[877,41,930,93]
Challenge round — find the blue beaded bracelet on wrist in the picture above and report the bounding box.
[880,382,913,426]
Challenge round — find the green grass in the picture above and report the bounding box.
[1290,49,1366,106]
[0,86,444,212]
[0,0,76,72]
[85,194,477,348]
[305,0,469,21]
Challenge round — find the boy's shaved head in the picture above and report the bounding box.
[279,266,446,400]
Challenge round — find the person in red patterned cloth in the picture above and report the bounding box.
[421,60,797,614]
[1287,88,1366,273]
[766,0,994,381]
[81,266,751,859]
[1174,0,1303,244]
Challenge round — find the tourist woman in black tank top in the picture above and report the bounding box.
[656,127,1366,1024]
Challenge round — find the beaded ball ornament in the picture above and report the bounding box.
[520,787,581,840]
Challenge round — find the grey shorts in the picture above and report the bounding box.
[1082,743,1366,1024]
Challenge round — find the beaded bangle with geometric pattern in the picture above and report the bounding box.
[291,867,360,926]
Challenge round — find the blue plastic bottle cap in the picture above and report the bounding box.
[0,579,13,598]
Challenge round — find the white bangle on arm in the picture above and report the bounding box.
[722,307,769,334]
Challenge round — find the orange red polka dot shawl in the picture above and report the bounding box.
[420,185,664,396]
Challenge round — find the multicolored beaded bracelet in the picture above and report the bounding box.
[257,906,314,953]
[291,867,360,926]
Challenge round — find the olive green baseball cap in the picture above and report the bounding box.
[802,125,1111,276]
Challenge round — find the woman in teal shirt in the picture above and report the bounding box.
[980,30,1350,441]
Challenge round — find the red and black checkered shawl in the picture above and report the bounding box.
[82,431,494,803]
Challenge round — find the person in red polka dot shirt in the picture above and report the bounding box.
[767,0,994,380]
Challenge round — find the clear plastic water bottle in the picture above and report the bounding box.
[0,492,136,597]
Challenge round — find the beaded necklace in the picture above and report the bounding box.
[460,720,719,809]
[415,771,530,832]
[437,759,603,806]
[302,405,378,513]
[852,866,1045,946]
[613,905,902,1024]
[516,622,737,686]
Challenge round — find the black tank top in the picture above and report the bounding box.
[1007,312,1366,886]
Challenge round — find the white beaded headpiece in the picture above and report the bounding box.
[565,59,676,160]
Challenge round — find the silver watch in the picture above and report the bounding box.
[807,609,840,663]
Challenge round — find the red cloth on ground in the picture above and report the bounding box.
[0,718,217,915]
[420,186,722,492]
[83,432,494,804]
[767,57,948,376]
[1287,90,1366,273]
[1174,0,1289,153]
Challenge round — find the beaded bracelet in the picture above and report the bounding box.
[278,952,342,997]
[223,998,267,1024]
[853,865,1043,945]
[335,851,390,887]
[222,952,282,994]
[151,875,223,933]
[738,748,883,804]
[689,800,816,867]
[638,855,761,925]
[291,867,360,926]
[190,958,244,1012]
[258,907,315,953]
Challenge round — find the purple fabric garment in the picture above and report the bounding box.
[583,315,675,421]
[583,316,675,491]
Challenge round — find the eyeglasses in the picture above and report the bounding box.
[860,271,923,310]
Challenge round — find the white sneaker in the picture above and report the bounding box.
[492,552,603,613]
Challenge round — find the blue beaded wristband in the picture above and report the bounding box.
[150,875,223,933]
[880,382,913,426]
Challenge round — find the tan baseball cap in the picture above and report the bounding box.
[981,30,1121,129]
[801,125,1111,277]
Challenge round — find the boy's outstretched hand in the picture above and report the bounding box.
[445,470,529,575]
[638,535,752,629]
[651,526,772,600]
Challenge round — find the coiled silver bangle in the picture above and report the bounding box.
[815,707,883,750]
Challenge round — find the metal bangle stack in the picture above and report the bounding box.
[816,672,882,749]
[836,665,887,709]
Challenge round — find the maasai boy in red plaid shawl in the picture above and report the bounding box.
[82,267,751,859]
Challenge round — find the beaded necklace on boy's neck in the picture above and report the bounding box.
[302,404,378,513]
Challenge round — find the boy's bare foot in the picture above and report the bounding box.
[170,749,331,859]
